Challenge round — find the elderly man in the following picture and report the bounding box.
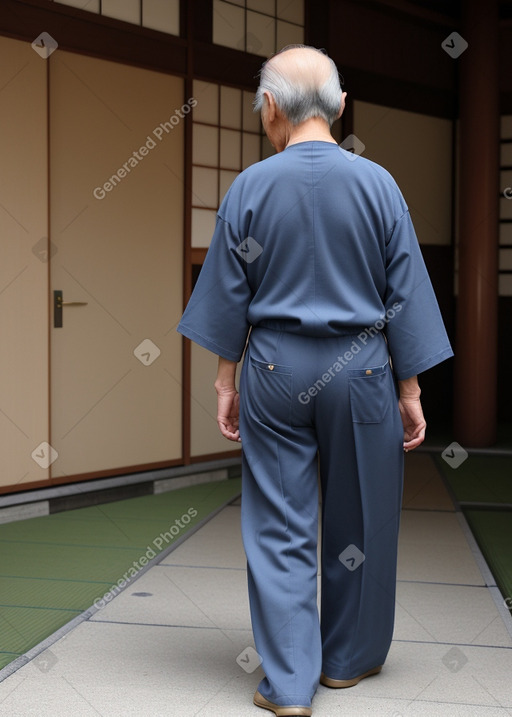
[178,45,453,717]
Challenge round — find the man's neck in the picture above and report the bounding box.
[285,118,337,148]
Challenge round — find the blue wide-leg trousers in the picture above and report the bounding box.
[239,327,404,707]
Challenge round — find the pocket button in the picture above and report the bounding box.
[365,369,373,375]
[268,364,274,371]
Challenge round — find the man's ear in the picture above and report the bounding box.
[263,91,276,122]
[337,91,348,119]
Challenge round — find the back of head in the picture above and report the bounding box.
[254,45,343,127]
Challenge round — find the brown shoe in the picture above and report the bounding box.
[320,665,382,688]
[253,690,312,716]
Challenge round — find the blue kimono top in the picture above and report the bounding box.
[177,141,453,380]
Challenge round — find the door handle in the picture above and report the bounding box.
[53,290,88,328]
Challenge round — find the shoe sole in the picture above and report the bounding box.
[253,691,312,716]
[320,665,382,688]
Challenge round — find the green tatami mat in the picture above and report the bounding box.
[0,478,241,672]
[433,454,512,505]
[464,509,512,605]
[433,452,512,610]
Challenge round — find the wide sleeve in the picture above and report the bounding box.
[176,215,252,362]
[383,210,453,380]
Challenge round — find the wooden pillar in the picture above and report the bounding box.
[454,0,500,447]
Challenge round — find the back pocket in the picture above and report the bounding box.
[348,361,391,424]
[247,358,293,427]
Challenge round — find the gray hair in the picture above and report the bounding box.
[253,45,343,127]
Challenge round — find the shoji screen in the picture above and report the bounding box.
[0,36,49,491]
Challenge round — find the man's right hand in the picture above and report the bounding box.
[398,375,426,451]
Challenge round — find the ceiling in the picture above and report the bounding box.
[404,0,461,19]
[405,0,512,21]
[363,0,512,22]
